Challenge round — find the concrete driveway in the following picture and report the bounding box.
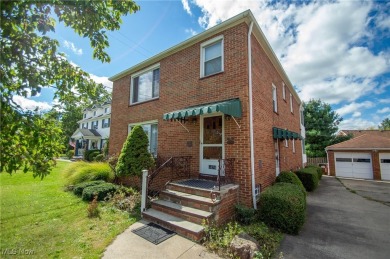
[278,176,390,259]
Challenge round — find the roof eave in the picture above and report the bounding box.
[326,147,390,151]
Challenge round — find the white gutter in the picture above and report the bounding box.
[248,21,256,209]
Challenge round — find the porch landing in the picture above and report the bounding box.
[143,179,239,241]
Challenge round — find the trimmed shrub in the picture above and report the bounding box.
[258,183,306,234]
[235,204,257,225]
[73,180,106,196]
[276,171,306,197]
[82,183,118,201]
[295,168,319,192]
[63,161,115,185]
[306,165,323,180]
[66,150,74,159]
[84,149,100,161]
[116,125,154,176]
[94,154,104,162]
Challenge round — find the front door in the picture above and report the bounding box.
[275,140,280,176]
[200,115,224,175]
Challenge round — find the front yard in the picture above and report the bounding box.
[0,161,137,258]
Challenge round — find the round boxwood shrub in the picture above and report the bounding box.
[82,183,118,201]
[295,168,319,192]
[259,183,306,235]
[305,165,322,180]
[73,180,106,196]
[88,150,101,162]
[94,154,104,162]
[276,171,306,198]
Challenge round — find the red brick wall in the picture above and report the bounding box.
[110,22,303,207]
[250,34,303,198]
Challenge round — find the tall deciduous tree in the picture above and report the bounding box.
[303,99,344,157]
[116,125,154,177]
[0,1,139,178]
[379,118,390,130]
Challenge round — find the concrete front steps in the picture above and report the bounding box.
[142,181,222,242]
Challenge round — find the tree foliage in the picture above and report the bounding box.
[116,125,154,177]
[379,118,390,130]
[303,99,345,157]
[1,0,139,177]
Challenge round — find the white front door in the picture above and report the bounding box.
[200,114,224,175]
[275,140,280,176]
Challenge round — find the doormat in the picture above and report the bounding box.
[132,223,176,245]
[176,179,217,190]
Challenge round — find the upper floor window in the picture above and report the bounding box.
[91,121,98,130]
[282,83,286,100]
[290,93,293,113]
[84,113,86,119]
[200,35,224,77]
[93,111,96,116]
[272,84,278,113]
[102,118,111,128]
[105,107,109,113]
[131,65,160,104]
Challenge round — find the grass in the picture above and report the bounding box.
[0,161,138,259]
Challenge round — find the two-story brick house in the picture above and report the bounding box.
[109,10,305,238]
[71,101,111,156]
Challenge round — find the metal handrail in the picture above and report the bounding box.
[217,158,235,190]
[148,156,173,184]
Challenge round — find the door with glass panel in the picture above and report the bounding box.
[200,115,224,175]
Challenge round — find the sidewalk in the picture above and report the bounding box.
[102,219,221,259]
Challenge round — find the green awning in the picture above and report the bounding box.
[163,99,242,120]
[272,127,301,140]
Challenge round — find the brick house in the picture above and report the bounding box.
[109,10,305,239]
[326,134,390,181]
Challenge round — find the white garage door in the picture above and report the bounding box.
[379,153,390,181]
[335,152,373,179]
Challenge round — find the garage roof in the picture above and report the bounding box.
[326,134,390,151]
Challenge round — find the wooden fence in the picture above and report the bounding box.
[307,157,327,166]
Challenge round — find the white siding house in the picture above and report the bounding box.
[71,101,111,156]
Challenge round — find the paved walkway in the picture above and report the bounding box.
[278,176,390,259]
[102,220,221,259]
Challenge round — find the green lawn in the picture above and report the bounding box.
[0,161,137,258]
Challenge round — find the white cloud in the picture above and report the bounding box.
[336,101,374,117]
[181,0,192,15]
[352,112,361,118]
[185,28,197,36]
[63,40,83,56]
[12,96,52,111]
[378,107,390,113]
[379,99,390,104]
[89,74,113,93]
[338,117,377,130]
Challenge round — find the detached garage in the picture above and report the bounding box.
[326,134,390,181]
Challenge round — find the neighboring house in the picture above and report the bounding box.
[108,10,305,239]
[326,134,390,181]
[71,101,111,156]
[338,129,390,139]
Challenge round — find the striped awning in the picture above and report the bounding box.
[273,127,301,140]
[163,99,242,120]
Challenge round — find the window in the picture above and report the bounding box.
[272,84,278,113]
[91,121,98,129]
[336,158,352,162]
[102,118,111,128]
[131,65,160,104]
[282,83,286,100]
[284,139,288,147]
[84,113,86,118]
[300,108,304,126]
[290,93,293,113]
[128,121,158,157]
[292,139,295,153]
[93,111,96,116]
[200,35,224,77]
[105,107,109,113]
[302,139,306,154]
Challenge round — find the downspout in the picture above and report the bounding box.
[247,21,256,209]
[326,149,330,176]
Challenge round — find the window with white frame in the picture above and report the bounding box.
[105,107,109,113]
[102,118,111,128]
[284,139,288,147]
[84,113,86,118]
[282,83,286,100]
[290,93,293,113]
[128,121,158,157]
[292,139,296,153]
[272,84,278,113]
[131,65,160,104]
[91,121,98,129]
[93,111,96,116]
[200,35,224,77]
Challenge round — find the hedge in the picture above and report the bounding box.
[82,183,118,201]
[84,149,100,162]
[73,180,106,196]
[306,165,323,180]
[276,171,306,198]
[258,183,306,234]
[295,168,319,192]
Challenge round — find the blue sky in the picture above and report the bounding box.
[20,0,389,129]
